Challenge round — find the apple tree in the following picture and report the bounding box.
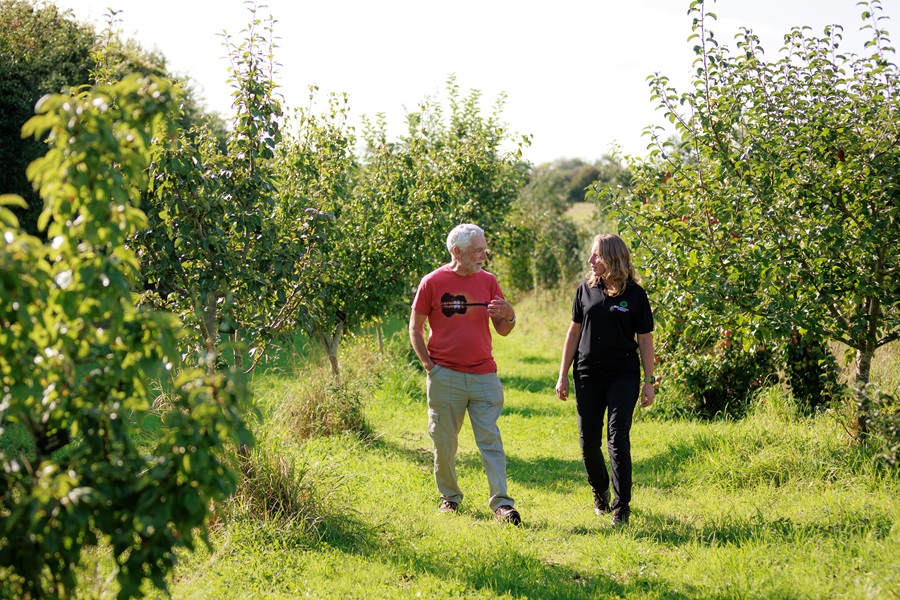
[273,88,357,375]
[0,75,251,598]
[602,0,899,431]
[132,9,327,373]
[285,77,529,376]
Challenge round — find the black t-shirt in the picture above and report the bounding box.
[572,279,654,379]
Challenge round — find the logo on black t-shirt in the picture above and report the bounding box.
[610,300,630,313]
[440,293,489,317]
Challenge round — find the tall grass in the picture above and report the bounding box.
[72,292,900,599]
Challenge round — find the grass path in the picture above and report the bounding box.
[166,294,900,599]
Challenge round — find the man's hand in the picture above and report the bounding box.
[487,295,515,322]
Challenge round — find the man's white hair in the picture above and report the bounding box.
[446,223,484,255]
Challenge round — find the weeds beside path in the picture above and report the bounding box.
[167,294,900,599]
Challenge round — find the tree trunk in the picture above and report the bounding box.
[231,330,251,461]
[552,248,568,288]
[853,294,882,438]
[322,319,344,378]
[199,294,219,376]
[854,343,875,438]
[233,329,243,372]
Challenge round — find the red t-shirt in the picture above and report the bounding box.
[412,265,503,374]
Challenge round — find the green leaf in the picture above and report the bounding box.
[0,194,28,209]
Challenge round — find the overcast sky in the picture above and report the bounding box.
[53,0,886,165]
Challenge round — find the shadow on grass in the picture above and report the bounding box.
[347,535,695,599]
[630,505,895,550]
[407,424,716,494]
[447,452,585,492]
[507,454,585,488]
[502,402,568,419]
[314,511,383,553]
[517,355,556,366]
[365,433,586,494]
[387,545,622,598]
[361,434,434,471]
[632,438,705,490]
[503,374,555,394]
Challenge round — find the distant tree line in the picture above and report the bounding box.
[499,156,631,291]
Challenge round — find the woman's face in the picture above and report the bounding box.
[589,243,608,280]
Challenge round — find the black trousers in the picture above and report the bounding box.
[573,373,640,509]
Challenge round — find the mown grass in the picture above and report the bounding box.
[74,292,900,598]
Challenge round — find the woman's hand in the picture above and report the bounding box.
[555,375,570,401]
[640,382,655,407]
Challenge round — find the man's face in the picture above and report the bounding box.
[456,234,487,274]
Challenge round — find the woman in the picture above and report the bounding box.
[555,234,655,525]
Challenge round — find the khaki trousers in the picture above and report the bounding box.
[426,364,514,511]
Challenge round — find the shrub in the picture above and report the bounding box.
[667,330,778,420]
[285,376,369,439]
[227,434,323,528]
[0,77,251,599]
[783,331,842,413]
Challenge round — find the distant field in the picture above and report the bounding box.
[565,201,598,227]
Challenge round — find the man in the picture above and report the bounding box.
[409,223,521,525]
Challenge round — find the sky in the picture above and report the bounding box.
[52,0,886,165]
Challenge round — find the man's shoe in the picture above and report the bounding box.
[593,489,611,515]
[611,504,630,525]
[439,500,459,513]
[493,505,522,526]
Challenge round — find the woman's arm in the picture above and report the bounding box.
[637,331,655,407]
[555,321,582,401]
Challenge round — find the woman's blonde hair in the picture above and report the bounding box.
[587,234,637,295]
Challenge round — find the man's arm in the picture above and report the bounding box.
[488,295,516,337]
[409,309,435,371]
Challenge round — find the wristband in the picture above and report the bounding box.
[643,376,655,383]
